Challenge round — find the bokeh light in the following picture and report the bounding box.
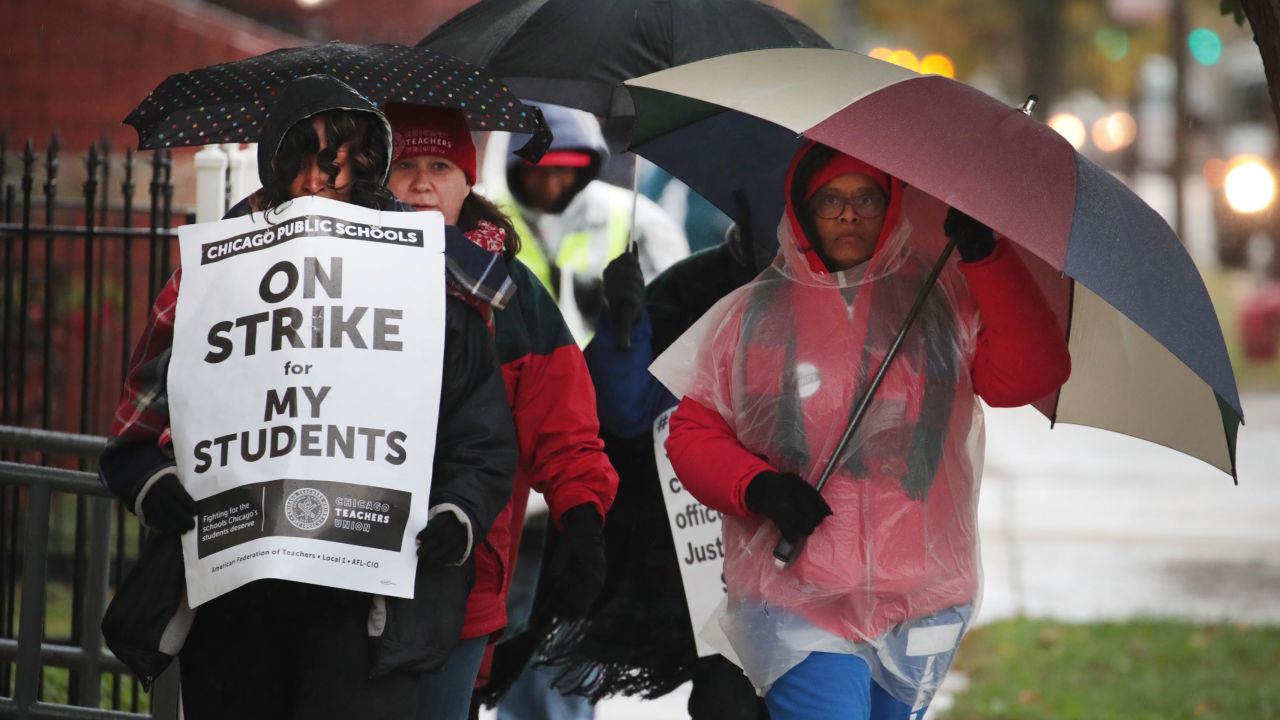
[1224,156,1276,214]
[888,49,921,72]
[868,47,894,62]
[1094,27,1130,61]
[919,53,955,78]
[1091,111,1137,152]
[1188,28,1223,66]
[1048,113,1087,150]
[1203,158,1227,188]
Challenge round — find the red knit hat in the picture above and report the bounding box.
[804,153,890,199]
[385,103,477,184]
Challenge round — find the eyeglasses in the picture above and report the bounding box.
[807,191,888,220]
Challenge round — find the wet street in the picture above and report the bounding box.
[979,390,1280,626]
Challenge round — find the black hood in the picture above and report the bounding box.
[256,74,392,187]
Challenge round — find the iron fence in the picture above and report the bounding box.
[0,426,179,720]
[0,133,189,719]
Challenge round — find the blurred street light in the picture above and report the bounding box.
[867,48,954,77]
[919,53,955,78]
[1048,112,1087,149]
[1091,111,1137,152]
[1224,156,1276,214]
[888,49,921,71]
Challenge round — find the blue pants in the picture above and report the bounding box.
[496,662,594,720]
[416,635,489,720]
[765,653,923,720]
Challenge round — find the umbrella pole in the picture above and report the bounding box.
[628,157,640,253]
[773,236,959,568]
[611,159,643,350]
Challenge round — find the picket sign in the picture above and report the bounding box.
[653,405,727,658]
[169,196,445,607]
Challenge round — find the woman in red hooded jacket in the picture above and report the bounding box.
[656,142,1070,719]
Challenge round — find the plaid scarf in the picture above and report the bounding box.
[445,221,513,311]
[445,221,510,332]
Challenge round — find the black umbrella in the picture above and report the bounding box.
[419,0,830,119]
[124,41,551,159]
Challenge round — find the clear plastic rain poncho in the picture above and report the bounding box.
[651,160,986,709]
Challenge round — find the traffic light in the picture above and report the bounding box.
[1188,28,1223,66]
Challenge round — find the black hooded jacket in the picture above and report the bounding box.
[256,73,393,191]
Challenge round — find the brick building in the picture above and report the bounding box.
[2,0,312,154]
[0,0,474,203]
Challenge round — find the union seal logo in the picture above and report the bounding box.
[284,488,330,531]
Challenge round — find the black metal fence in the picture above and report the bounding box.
[0,133,190,719]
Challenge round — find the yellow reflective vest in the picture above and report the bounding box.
[499,194,632,300]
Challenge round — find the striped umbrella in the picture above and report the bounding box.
[623,48,1242,478]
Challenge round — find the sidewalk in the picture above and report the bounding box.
[979,391,1280,626]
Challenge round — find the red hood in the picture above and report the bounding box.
[783,140,907,275]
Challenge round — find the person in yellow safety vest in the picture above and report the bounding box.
[497,101,689,345]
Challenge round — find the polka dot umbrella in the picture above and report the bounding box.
[124,41,551,160]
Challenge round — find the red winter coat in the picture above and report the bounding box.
[461,258,618,639]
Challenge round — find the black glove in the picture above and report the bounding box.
[416,511,470,567]
[602,248,645,350]
[571,275,606,324]
[543,503,606,618]
[139,472,197,534]
[744,471,832,543]
[943,207,997,262]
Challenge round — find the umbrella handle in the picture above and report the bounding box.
[772,237,958,569]
[773,535,806,567]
